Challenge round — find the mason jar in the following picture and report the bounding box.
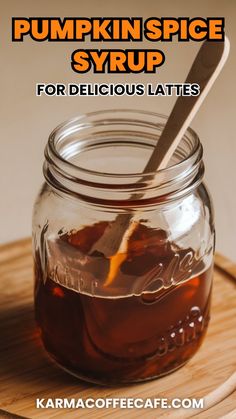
[32,110,214,384]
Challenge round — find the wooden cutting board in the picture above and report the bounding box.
[0,238,235,419]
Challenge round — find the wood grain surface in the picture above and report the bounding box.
[0,239,235,418]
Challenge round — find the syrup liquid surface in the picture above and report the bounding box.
[34,222,213,384]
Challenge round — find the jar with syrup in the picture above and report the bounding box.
[33,110,214,384]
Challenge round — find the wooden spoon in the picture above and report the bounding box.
[90,37,230,284]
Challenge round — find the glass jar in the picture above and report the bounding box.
[32,110,214,385]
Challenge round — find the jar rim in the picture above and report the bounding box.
[44,109,204,206]
[46,109,201,179]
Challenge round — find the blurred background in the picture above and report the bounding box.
[1,0,236,261]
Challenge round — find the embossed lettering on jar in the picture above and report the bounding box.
[32,110,215,384]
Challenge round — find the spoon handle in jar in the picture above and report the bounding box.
[144,37,230,172]
[91,38,230,260]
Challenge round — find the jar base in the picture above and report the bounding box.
[39,315,210,386]
[45,349,191,386]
